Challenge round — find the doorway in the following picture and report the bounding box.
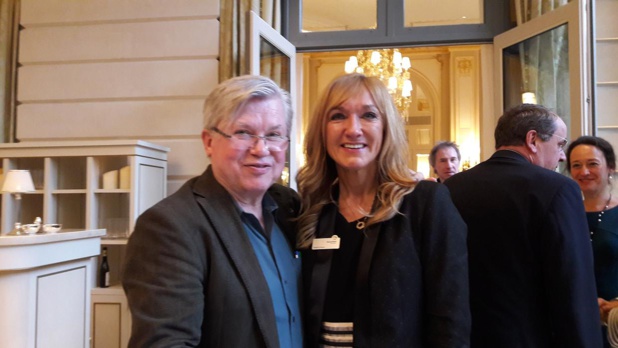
[300,45,484,178]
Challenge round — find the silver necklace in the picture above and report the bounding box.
[591,194,612,240]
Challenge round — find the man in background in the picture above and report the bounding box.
[445,104,602,347]
[429,141,460,182]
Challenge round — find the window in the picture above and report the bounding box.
[286,0,510,51]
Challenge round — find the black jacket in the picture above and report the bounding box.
[445,150,602,348]
[303,180,471,347]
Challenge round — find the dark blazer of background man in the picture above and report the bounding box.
[445,104,602,347]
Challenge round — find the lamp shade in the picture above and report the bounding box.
[2,170,35,193]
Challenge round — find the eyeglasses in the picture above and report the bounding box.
[211,127,289,152]
[540,133,568,150]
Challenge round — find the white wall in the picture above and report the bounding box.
[594,0,618,196]
[595,0,618,144]
[16,0,220,194]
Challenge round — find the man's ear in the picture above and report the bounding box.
[202,129,213,157]
[526,130,539,154]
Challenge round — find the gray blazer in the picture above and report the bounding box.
[122,166,300,347]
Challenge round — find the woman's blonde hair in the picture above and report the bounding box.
[296,73,418,248]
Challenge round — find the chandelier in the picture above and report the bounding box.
[344,49,413,115]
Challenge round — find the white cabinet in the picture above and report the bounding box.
[0,140,169,236]
[0,229,105,348]
[0,140,168,347]
[91,285,132,348]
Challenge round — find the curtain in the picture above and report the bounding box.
[0,0,19,143]
[219,0,280,82]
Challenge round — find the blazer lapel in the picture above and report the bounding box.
[306,203,337,346]
[193,168,279,348]
[353,223,380,342]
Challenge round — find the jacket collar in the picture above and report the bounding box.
[492,149,531,163]
[192,166,280,348]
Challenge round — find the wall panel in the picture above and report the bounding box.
[19,20,219,63]
[16,100,205,140]
[596,42,618,82]
[595,0,618,38]
[155,139,209,176]
[597,86,618,125]
[18,60,217,101]
[20,0,219,24]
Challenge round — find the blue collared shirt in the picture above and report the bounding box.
[240,194,303,348]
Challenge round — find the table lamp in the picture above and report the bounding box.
[2,170,35,235]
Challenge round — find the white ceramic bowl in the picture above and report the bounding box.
[22,224,40,234]
[42,224,62,233]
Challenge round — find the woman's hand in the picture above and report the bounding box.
[599,298,618,323]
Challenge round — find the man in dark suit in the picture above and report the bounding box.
[122,75,302,347]
[445,104,602,347]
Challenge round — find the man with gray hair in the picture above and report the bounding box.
[123,75,302,347]
[445,104,602,347]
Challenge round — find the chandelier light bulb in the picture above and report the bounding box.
[402,57,411,70]
[344,61,354,74]
[388,76,398,90]
[403,80,414,92]
[402,84,412,97]
[393,51,402,67]
[345,56,358,73]
[370,51,381,65]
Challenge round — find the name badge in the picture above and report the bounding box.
[312,235,341,250]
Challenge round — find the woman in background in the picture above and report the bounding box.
[296,73,470,347]
[567,135,618,347]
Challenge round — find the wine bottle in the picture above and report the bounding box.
[99,247,110,288]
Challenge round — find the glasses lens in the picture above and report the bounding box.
[231,134,288,152]
[265,137,289,151]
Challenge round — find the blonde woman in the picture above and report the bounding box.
[296,73,470,347]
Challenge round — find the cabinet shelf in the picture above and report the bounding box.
[92,283,124,295]
[24,190,44,195]
[0,140,169,235]
[52,189,87,194]
[101,238,128,245]
[95,189,131,194]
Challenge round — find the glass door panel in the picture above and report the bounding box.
[493,1,590,154]
[404,0,483,27]
[258,39,291,92]
[249,11,298,189]
[302,0,377,32]
[502,24,570,129]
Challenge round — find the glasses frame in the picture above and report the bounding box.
[211,127,289,152]
[540,132,569,150]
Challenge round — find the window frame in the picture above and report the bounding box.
[284,0,512,51]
